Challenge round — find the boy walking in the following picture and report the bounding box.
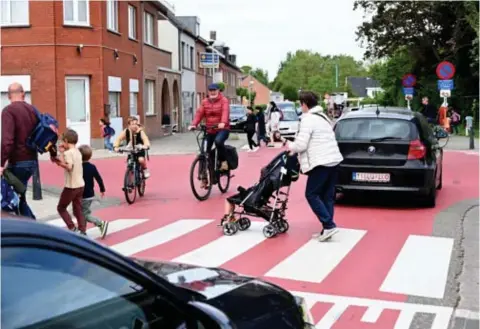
[54,129,87,235]
[78,145,109,239]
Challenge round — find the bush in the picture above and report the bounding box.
[217,82,225,92]
[255,104,267,111]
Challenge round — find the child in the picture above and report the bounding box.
[100,118,114,151]
[53,129,87,235]
[78,145,109,239]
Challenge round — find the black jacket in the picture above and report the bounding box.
[82,162,105,199]
[245,114,257,132]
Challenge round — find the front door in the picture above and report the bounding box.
[65,77,90,146]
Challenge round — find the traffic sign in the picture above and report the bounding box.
[403,87,414,95]
[437,79,454,90]
[402,74,417,87]
[199,52,219,69]
[436,61,456,80]
[405,95,413,101]
[440,90,451,98]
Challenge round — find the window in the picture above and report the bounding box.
[129,92,138,116]
[1,0,29,26]
[63,0,89,26]
[181,42,186,68]
[1,247,187,328]
[334,118,418,141]
[66,77,89,123]
[108,92,120,117]
[144,12,154,45]
[145,80,155,115]
[106,0,118,32]
[1,92,31,109]
[128,5,136,39]
[189,46,194,69]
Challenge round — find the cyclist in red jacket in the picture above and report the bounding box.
[189,83,231,171]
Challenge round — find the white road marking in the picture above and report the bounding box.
[111,219,213,256]
[87,219,147,239]
[380,235,454,299]
[265,228,367,283]
[173,221,266,267]
[455,309,480,320]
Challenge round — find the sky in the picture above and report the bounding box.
[170,0,368,81]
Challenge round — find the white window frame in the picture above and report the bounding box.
[144,12,154,45]
[65,76,90,124]
[1,0,30,27]
[128,5,137,39]
[129,92,138,116]
[145,80,155,115]
[108,92,121,117]
[106,0,118,32]
[63,0,89,26]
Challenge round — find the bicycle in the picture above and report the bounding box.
[431,124,450,148]
[189,125,232,201]
[118,145,149,204]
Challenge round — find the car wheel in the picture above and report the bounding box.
[437,169,443,190]
[423,186,437,208]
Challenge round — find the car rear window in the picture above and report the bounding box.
[334,118,418,140]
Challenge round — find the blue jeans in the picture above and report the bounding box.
[8,160,37,219]
[104,137,113,151]
[305,165,338,230]
[206,130,229,161]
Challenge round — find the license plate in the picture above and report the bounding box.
[352,172,390,183]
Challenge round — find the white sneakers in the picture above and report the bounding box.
[312,228,339,242]
[143,169,151,178]
[247,147,259,153]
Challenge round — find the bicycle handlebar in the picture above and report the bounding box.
[117,146,149,153]
[190,124,219,132]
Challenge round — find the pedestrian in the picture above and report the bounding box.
[450,108,461,134]
[99,118,114,151]
[324,93,335,118]
[0,83,39,219]
[268,102,282,146]
[421,97,438,124]
[245,106,259,152]
[78,145,109,239]
[465,113,474,136]
[279,91,343,241]
[53,129,87,235]
[255,106,268,146]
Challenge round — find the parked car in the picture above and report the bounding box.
[229,104,247,132]
[266,102,300,140]
[1,218,314,329]
[333,106,446,207]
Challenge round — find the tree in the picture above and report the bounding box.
[236,87,256,106]
[271,50,368,97]
[242,65,269,86]
[280,85,299,101]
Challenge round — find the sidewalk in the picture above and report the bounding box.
[445,135,478,151]
[38,132,250,161]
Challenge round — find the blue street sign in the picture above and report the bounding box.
[437,79,454,90]
[199,52,219,68]
[403,87,414,95]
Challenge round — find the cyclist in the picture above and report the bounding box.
[188,83,230,172]
[113,116,151,178]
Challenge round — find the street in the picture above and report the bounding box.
[32,134,479,329]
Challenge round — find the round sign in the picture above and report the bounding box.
[405,95,413,101]
[402,74,417,87]
[436,61,456,80]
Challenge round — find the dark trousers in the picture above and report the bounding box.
[451,122,459,134]
[8,160,37,219]
[246,130,258,149]
[57,187,86,232]
[305,165,338,230]
[206,130,229,161]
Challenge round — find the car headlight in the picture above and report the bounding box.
[294,295,314,328]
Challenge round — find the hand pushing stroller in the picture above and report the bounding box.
[223,151,300,238]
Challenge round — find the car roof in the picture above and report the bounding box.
[338,106,415,121]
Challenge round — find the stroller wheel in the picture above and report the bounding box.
[277,220,289,233]
[223,222,238,236]
[238,217,251,231]
[263,224,277,238]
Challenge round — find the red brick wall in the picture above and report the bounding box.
[195,41,207,97]
[219,62,241,103]
[241,75,271,105]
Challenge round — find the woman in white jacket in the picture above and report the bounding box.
[279,91,343,241]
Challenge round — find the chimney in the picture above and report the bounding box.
[223,47,230,57]
[209,30,216,41]
[229,54,236,65]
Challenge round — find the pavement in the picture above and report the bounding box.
[18,133,480,328]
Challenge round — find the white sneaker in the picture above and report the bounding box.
[316,228,339,242]
[253,147,259,152]
[143,169,150,178]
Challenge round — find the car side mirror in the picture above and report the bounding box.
[435,128,449,139]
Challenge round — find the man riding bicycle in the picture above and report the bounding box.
[114,116,151,178]
[189,83,230,172]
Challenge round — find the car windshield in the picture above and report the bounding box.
[334,118,418,141]
[277,103,295,110]
[281,109,299,121]
[230,106,245,117]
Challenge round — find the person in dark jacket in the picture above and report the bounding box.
[421,97,438,124]
[78,145,109,239]
[245,107,258,152]
[256,107,268,146]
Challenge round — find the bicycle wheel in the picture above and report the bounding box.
[138,176,146,197]
[123,169,137,204]
[190,156,213,201]
[217,169,231,193]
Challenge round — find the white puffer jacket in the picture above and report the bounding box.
[287,106,343,173]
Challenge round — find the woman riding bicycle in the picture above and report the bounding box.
[114,116,151,178]
[188,83,230,172]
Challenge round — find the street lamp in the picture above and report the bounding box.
[248,80,254,106]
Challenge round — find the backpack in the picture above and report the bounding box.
[224,145,239,170]
[26,107,59,154]
[1,178,20,214]
[104,125,115,136]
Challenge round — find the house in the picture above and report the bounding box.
[1,0,143,147]
[241,75,271,105]
[213,40,242,104]
[347,77,384,99]
[194,36,213,116]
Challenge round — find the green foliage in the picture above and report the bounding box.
[236,87,248,98]
[217,82,225,92]
[271,50,368,97]
[354,0,479,115]
[241,65,270,86]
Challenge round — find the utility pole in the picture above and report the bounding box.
[335,63,339,88]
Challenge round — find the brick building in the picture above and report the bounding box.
[0,0,180,146]
[241,74,272,106]
[216,46,242,104]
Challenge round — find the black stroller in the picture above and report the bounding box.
[223,151,300,238]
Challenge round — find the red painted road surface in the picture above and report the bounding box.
[39,149,479,328]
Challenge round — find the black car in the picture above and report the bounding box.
[1,218,313,329]
[333,107,447,207]
[229,105,247,132]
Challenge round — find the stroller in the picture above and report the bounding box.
[223,151,300,238]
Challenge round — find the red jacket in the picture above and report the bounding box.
[192,94,230,134]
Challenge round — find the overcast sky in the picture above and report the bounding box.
[171,0,367,81]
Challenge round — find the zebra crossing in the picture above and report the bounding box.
[46,217,458,328]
